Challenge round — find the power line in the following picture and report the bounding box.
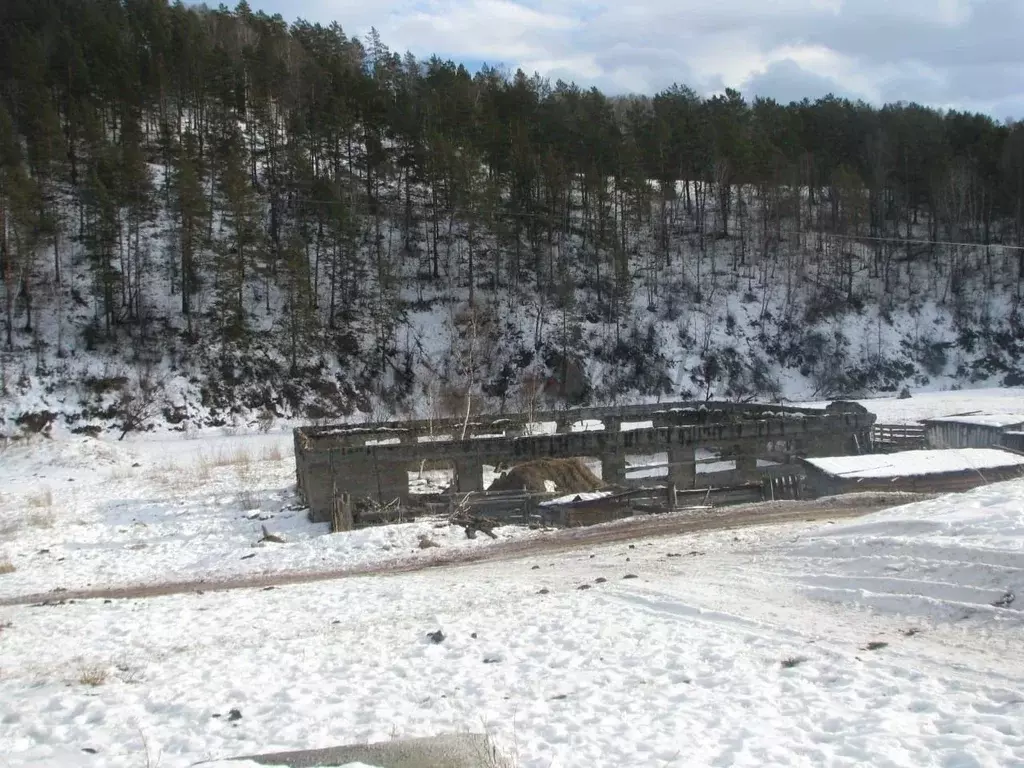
[791,230,1024,252]
[262,194,1024,251]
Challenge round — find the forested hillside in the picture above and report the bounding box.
[2,0,1024,435]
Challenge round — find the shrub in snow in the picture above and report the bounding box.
[256,409,276,433]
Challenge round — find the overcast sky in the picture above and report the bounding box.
[220,0,1023,120]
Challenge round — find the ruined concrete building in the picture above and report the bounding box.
[293,401,875,524]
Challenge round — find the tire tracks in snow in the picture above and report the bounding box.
[0,495,910,606]
[600,566,1024,695]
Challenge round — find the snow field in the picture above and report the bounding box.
[806,386,1024,424]
[2,518,1022,767]
[3,403,1024,766]
[780,480,1024,627]
[0,433,536,600]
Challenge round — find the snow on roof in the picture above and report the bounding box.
[922,413,1024,428]
[538,490,617,507]
[804,448,1024,479]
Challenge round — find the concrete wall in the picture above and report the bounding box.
[295,401,875,523]
[296,401,842,447]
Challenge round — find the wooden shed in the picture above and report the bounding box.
[1002,431,1024,453]
[801,448,1024,496]
[922,413,1024,449]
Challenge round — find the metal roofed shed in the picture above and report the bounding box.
[801,448,1024,496]
[922,412,1024,449]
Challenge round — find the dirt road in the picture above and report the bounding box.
[0,492,924,607]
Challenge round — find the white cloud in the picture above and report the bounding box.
[519,55,602,81]
[269,0,1024,116]
[379,0,577,61]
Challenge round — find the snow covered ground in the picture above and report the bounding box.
[807,386,1024,424]
[780,481,1024,627]
[2,486,1023,767]
[0,432,537,600]
[2,425,1024,766]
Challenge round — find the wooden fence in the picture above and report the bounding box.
[761,473,806,501]
[326,471,811,533]
[870,424,927,452]
[330,490,354,533]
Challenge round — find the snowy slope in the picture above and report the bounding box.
[3,157,1024,438]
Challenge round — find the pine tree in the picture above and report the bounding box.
[279,228,317,375]
[173,131,207,336]
[213,122,259,342]
[119,110,154,327]
[0,102,42,347]
[80,146,122,340]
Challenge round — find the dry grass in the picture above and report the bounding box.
[114,658,145,685]
[24,511,55,529]
[234,459,259,487]
[489,458,605,494]
[192,456,211,482]
[0,559,15,575]
[26,488,53,508]
[238,489,261,510]
[185,446,254,483]
[261,444,283,462]
[209,446,253,467]
[78,664,109,687]
[110,466,137,481]
[228,446,253,468]
[476,721,519,768]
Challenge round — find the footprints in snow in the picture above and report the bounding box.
[785,635,906,669]
[533,543,683,594]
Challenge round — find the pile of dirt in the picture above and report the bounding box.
[488,458,605,494]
